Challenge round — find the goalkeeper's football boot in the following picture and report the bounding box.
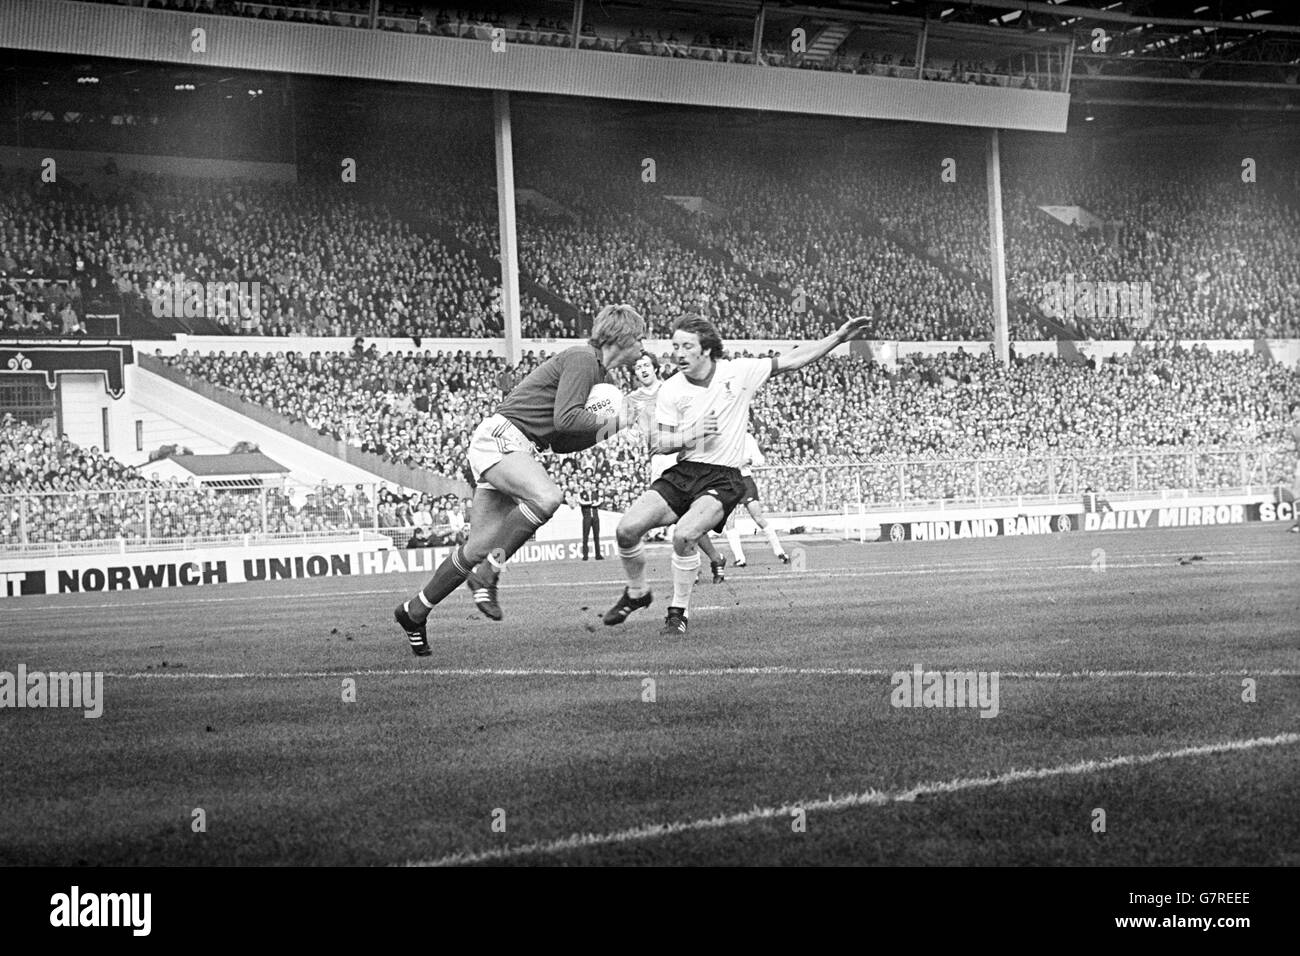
[603,587,653,626]
[710,557,727,584]
[465,568,503,621]
[660,606,688,636]
[394,603,431,657]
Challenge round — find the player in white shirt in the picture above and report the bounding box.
[604,312,871,635]
[1289,402,1300,533]
[726,432,788,566]
[628,351,730,582]
[628,352,679,484]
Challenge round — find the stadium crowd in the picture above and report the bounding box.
[8,137,1300,343]
[4,338,1293,548]
[750,343,1294,509]
[153,344,1297,515]
[0,413,476,546]
[0,174,579,339]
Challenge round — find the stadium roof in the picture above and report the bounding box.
[3,0,1297,128]
[603,0,1300,111]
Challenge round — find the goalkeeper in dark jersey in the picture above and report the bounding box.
[394,304,646,656]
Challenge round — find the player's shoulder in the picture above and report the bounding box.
[555,344,600,369]
[552,344,613,384]
[658,371,690,397]
[722,355,772,376]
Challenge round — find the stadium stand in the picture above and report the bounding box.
[7,133,1299,343]
[0,412,478,547]
[129,345,1299,516]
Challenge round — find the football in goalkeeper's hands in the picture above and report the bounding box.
[585,383,624,416]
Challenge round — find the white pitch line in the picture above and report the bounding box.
[104,666,1300,680]
[1,558,1295,615]
[401,731,1300,867]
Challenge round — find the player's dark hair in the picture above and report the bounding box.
[672,314,724,360]
[636,349,658,368]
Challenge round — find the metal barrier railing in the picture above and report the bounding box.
[753,446,1288,515]
[0,484,471,555]
[1,446,1287,554]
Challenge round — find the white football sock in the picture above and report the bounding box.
[670,551,700,613]
[766,527,785,557]
[727,527,746,563]
[619,541,648,597]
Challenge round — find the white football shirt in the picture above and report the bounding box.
[656,357,775,469]
[739,433,766,478]
[632,377,680,480]
[631,378,661,437]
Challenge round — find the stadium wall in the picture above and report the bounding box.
[140,336,1300,367]
[128,363,420,490]
[837,494,1295,543]
[56,372,129,455]
[0,534,620,598]
[144,336,858,359]
[0,343,136,453]
[3,498,1292,600]
[133,357,470,496]
[2,0,1070,132]
[0,537,391,598]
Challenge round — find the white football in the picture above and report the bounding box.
[587,382,626,416]
[585,383,624,416]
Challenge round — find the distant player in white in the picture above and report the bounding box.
[1289,401,1300,532]
[629,352,679,484]
[628,351,730,582]
[605,312,871,635]
[726,432,789,566]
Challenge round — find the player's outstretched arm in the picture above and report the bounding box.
[772,315,873,376]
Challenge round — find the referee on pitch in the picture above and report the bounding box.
[577,477,604,560]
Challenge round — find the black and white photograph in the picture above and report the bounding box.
[0,0,1296,903]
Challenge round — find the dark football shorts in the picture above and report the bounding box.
[651,461,747,533]
[740,476,760,505]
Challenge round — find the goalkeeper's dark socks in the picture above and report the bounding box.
[406,547,474,623]
[481,502,549,569]
[466,554,502,589]
[405,505,547,624]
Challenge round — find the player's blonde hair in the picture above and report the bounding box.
[590,304,646,351]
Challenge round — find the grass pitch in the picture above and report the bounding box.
[1,524,1296,866]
